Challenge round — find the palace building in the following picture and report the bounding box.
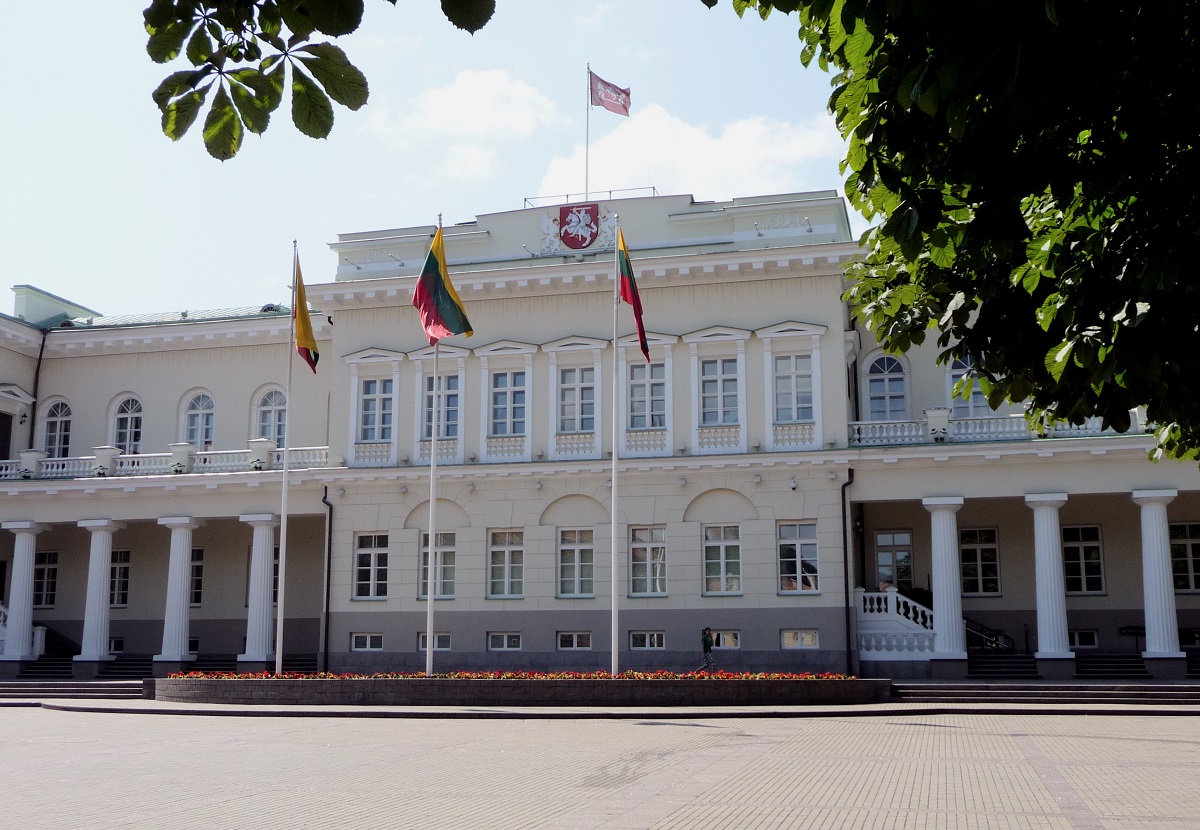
[2,189,1198,680]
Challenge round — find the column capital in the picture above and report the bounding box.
[2,521,48,534]
[1025,492,1068,509]
[1132,489,1178,506]
[239,513,279,528]
[158,516,205,530]
[922,496,963,513]
[78,519,126,533]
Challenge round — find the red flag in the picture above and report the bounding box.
[617,228,649,361]
[589,70,631,117]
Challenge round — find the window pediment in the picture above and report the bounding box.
[343,347,406,365]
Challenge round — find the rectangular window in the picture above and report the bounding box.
[960,528,1001,595]
[489,530,524,598]
[418,632,452,651]
[558,366,595,433]
[778,522,819,592]
[1068,630,1099,649]
[351,633,383,651]
[420,532,455,599]
[490,371,526,437]
[700,358,739,426]
[713,631,740,649]
[109,637,124,654]
[189,549,204,606]
[354,534,388,599]
[359,378,394,442]
[187,636,199,653]
[558,632,592,650]
[781,629,820,649]
[1063,525,1105,594]
[558,529,594,597]
[875,531,914,589]
[773,354,814,423]
[630,631,665,650]
[488,632,522,651]
[1170,523,1200,591]
[628,362,666,429]
[630,526,667,596]
[424,374,460,439]
[109,550,130,608]
[703,525,741,594]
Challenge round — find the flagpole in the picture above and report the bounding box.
[585,63,591,201]
[610,214,621,677]
[275,242,298,675]
[425,215,443,678]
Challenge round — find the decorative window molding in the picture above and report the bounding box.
[617,332,678,458]
[476,340,537,463]
[683,326,751,455]
[180,390,216,449]
[544,336,605,460]
[354,533,389,599]
[630,526,667,596]
[488,530,524,598]
[702,524,742,595]
[778,522,819,593]
[40,398,72,459]
[410,344,469,466]
[344,348,405,467]
[862,351,911,422]
[757,321,827,451]
[109,394,144,454]
[558,528,595,598]
[253,386,287,447]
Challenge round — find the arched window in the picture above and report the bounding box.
[949,358,989,418]
[256,389,287,447]
[184,393,215,449]
[866,356,907,421]
[43,401,72,458]
[113,398,143,454]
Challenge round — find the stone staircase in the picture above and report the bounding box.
[1074,653,1151,679]
[16,655,74,679]
[0,679,144,700]
[97,654,155,679]
[892,682,1200,705]
[967,652,1039,679]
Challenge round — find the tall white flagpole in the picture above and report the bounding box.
[610,214,621,676]
[424,216,443,678]
[275,242,299,675]
[585,64,591,201]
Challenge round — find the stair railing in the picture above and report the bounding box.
[964,616,1014,651]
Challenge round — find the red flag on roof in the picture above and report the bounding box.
[589,70,631,117]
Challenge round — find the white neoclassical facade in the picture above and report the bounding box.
[2,190,1198,680]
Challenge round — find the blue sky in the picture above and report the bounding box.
[1,1,863,317]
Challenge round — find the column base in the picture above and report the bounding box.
[72,658,113,680]
[1035,654,1076,679]
[929,653,968,680]
[1143,654,1188,679]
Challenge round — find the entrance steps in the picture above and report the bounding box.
[0,680,144,700]
[893,681,1200,705]
[1074,653,1151,679]
[967,652,1039,679]
[16,656,74,680]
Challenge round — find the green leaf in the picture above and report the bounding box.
[185,25,214,66]
[146,18,194,64]
[295,43,369,110]
[842,19,875,70]
[1045,341,1072,381]
[291,64,335,139]
[441,0,496,33]
[228,71,273,134]
[202,85,244,161]
[161,83,210,141]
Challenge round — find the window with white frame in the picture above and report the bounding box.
[949,357,989,418]
[189,549,204,606]
[354,534,388,598]
[703,525,741,594]
[875,531,914,589]
[558,366,595,433]
[351,633,383,651]
[184,393,215,449]
[110,550,130,608]
[960,528,1001,595]
[700,358,739,425]
[630,526,667,596]
[628,362,665,429]
[558,529,594,597]
[1171,524,1200,591]
[488,632,521,651]
[256,389,287,447]
[778,522,819,592]
[630,631,664,650]
[488,530,524,598]
[43,400,71,458]
[113,397,143,453]
[773,354,814,423]
[713,631,740,649]
[424,374,460,439]
[1068,630,1099,649]
[420,532,455,599]
[358,378,393,442]
[558,632,592,650]
[866,356,907,421]
[490,370,526,437]
[1063,525,1105,594]
[781,629,820,649]
[109,637,124,654]
[33,551,57,607]
[418,632,451,651]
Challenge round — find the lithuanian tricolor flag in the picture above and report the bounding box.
[618,228,649,361]
[412,227,473,345]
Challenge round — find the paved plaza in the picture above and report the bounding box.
[2,707,1198,830]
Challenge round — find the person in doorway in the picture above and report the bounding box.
[699,627,716,672]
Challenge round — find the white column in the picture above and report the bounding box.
[156,517,203,663]
[923,497,966,657]
[1133,489,1185,658]
[239,513,278,662]
[1026,493,1071,658]
[76,519,125,662]
[1,522,47,660]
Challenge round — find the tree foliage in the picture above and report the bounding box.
[715,0,1200,460]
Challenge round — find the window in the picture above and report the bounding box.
[184,393,215,449]
[773,355,814,423]
[43,401,71,458]
[558,367,595,433]
[630,526,667,596]
[110,550,130,608]
[354,534,388,599]
[358,378,393,442]
[781,629,820,649]
[628,362,666,429]
[700,358,739,425]
[1170,523,1200,591]
[490,370,526,436]
[188,637,199,653]
[630,631,665,650]
[189,549,204,606]
[1068,630,1099,649]
[256,390,287,447]
[109,637,125,654]
[418,632,451,651]
[949,358,989,418]
[113,397,143,453]
[713,631,740,649]
[558,529,594,597]
[778,522,819,592]
[875,531,914,589]
[488,632,521,651]
[351,633,383,651]
[420,532,455,599]
[558,632,592,650]
[703,525,741,594]
[960,528,1001,595]
[423,374,460,439]
[866,356,906,421]
[1063,525,1105,594]
[33,551,57,607]
[489,530,524,598]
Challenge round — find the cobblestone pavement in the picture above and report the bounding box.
[3,708,1199,830]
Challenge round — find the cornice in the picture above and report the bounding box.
[34,314,332,358]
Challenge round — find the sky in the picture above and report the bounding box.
[1,1,865,318]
